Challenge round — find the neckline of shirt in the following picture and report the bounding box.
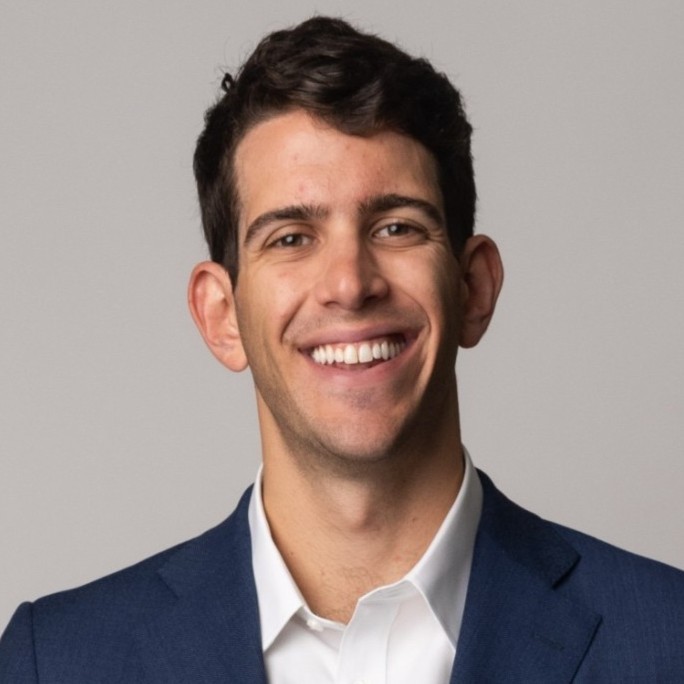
[248,447,483,651]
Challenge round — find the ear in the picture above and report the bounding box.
[187,261,248,372]
[458,235,504,349]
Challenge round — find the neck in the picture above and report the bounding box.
[259,393,464,622]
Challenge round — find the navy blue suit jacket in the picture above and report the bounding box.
[2,471,683,682]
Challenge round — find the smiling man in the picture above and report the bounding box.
[2,16,683,683]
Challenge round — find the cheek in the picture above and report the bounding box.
[244,268,308,342]
[271,269,308,314]
[397,252,459,308]
[417,260,462,346]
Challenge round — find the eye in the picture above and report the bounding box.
[268,232,313,248]
[374,221,425,240]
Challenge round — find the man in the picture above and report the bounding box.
[1,16,683,683]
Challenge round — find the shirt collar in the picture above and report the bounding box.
[248,448,482,650]
[248,467,306,650]
[404,447,482,645]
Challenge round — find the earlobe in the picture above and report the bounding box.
[187,261,248,372]
[458,235,504,349]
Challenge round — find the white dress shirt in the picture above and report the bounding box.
[248,449,482,684]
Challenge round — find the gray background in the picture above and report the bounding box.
[2,1,682,629]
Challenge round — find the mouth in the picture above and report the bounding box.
[307,334,407,369]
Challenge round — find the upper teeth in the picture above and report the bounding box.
[310,339,405,366]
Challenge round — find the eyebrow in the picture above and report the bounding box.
[244,204,329,246]
[242,193,443,246]
[357,193,444,226]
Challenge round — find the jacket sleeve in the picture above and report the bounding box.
[0,603,39,683]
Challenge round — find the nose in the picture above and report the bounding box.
[314,236,389,310]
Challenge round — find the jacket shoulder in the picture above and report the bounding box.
[475,471,684,679]
[0,488,254,683]
[551,519,684,622]
[553,521,684,678]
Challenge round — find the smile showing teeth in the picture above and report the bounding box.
[310,337,406,366]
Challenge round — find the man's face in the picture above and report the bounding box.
[230,110,465,466]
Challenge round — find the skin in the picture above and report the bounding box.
[189,110,503,621]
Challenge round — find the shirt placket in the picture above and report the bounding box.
[336,594,401,684]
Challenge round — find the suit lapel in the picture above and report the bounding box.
[451,472,601,684]
[124,472,601,682]
[132,488,267,684]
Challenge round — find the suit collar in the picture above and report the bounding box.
[451,471,601,683]
[132,487,267,684]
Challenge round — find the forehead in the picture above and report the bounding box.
[232,110,442,233]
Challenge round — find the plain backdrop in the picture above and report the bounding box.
[1,1,683,629]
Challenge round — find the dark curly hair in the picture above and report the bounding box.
[194,16,475,284]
